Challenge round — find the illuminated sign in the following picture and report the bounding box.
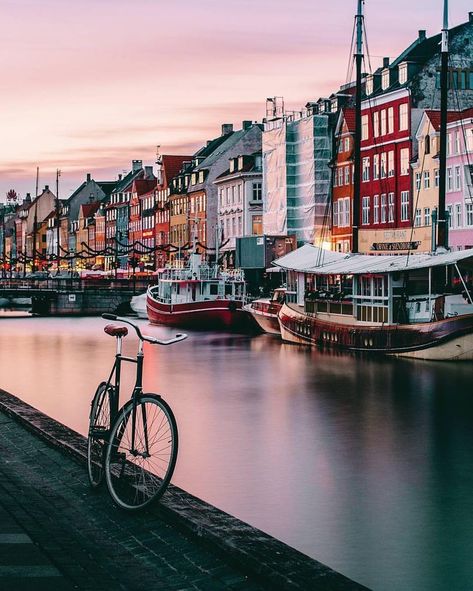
[371,241,420,251]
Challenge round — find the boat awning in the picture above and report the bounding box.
[272,244,473,275]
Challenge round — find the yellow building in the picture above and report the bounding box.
[411,111,441,252]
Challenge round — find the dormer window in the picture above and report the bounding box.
[365,76,374,96]
[238,156,244,170]
[331,98,338,112]
[198,170,205,183]
[229,159,235,173]
[191,173,197,185]
[382,69,390,90]
[399,63,408,85]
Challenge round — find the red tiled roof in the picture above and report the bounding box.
[131,179,157,196]
[343,108,356,133]
[81,202,100,218]
[161,155,193,187]
[424,108,473,131]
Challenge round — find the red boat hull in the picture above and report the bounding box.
[146,294,250,331]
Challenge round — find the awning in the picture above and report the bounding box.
[272,244,473,275]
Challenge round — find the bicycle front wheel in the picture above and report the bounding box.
[104,395,178,511]
[87,382,113,488]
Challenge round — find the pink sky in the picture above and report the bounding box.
[0,0,471,200]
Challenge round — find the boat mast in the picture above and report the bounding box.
[437,0,449,250]
[352,0,364,254]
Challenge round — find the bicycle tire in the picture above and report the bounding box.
[104,394,178,511]
[87,382,113,488]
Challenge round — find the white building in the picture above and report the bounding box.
[214,153,263,266]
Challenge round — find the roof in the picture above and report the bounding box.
[424,107,473,131]
[273,244,473,275]
[81,202,100,218]
[131,179,157,196]
[161,155,193,186]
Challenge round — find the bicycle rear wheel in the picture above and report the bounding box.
[104,395,178,511]
[87,382,113,488]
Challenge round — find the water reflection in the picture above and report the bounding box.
[0,315,473,590]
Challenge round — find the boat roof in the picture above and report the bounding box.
[272,244,473,275]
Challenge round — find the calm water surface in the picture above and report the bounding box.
[1,314,473,591]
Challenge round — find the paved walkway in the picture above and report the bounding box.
[0,389,369,591]
[0,413,263,591]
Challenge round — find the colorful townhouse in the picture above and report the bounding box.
[214,152,263,267]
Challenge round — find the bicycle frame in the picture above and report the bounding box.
[101,336,146,454]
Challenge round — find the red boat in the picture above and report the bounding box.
[146,254,248,331]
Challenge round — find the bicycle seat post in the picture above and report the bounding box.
[116,335,123,356]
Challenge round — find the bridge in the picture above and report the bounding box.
[0,278,154,315]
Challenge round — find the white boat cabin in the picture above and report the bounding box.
[274,245,473,325]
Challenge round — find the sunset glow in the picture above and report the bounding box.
[1,0,471,197]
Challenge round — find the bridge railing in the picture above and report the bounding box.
[0,278,157,292]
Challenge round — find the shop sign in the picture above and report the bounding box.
[371,241,421,251]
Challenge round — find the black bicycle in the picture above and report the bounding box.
[87,313,187,510]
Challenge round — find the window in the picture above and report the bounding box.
[252,215,263,235]
[435,168,440,187]
[447,205,453,228]
[338,168,343,187]
[342,198,350,227]
[232,185,235,204]
[380,110,387,136]
[373,112,379,138]
[447,133,452,156]
[374,195,379,224]
[400,148,410,175]
[252,182,262,201]
[387,151,394,177]
[345,137,350,152]
[399,63,408,85]
[382,69,390,90]
[468,130,473,152]
[401,191,410,221]
[344,167,350,185]
[466,204,473,226]
[456,203,462,228]
[373,154,379,180]
[333,201,339,227]
[414,208,422,227]
[366,77,373,95]
[399,103,408,131]
[388,108,394,134]
[424,171,430,189]
[415,172,422,191]
[388,193,395,222]
[362,157,370,182]
[424,207,431,226]
[455,131,461,154]
[362,196,370,225]
[381,194,387,223]
[425,135,431,154]
[455,166,462,191]
[362,115,369,140]
[380,153,387,178]
[447,168,453,191]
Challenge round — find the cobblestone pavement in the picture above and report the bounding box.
[0,413,263,591]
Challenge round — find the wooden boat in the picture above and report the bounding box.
[274,244,473,361]
[244,288,286,335]
[146,253,248,330]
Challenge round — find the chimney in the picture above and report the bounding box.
[132,159,142,172]
[383,57,390,68]
[418,30,426,40]
[221,123,233,136]
[118,173,122,181]
[86,173,91,182]
[469,12,473,23]
[44,185,49,191]
[242,120,252,130]
[25,193,31,203]
[144,166,154,179]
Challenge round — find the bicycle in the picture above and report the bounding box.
[87,313,187,510]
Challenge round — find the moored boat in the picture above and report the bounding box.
[244,288,286,335]
[274,244,473,361]
[146,253,248,330]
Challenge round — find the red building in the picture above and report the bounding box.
[332,108,355,252]
[358,88,413,253]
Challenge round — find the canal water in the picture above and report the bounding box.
[1,314,473,591]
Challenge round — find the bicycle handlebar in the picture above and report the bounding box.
[101,313,188,345]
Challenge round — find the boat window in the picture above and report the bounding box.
[225,284,233,295]
[209,283,219,296]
